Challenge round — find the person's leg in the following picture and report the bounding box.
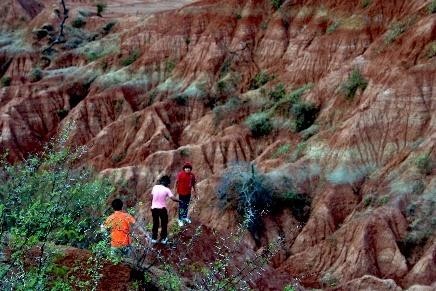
[151,208,160,240]
[160,208,168,241]
[179,195,191,220]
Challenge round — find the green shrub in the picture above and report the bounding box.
[269,83,286,101]
[291,102,319,132]
[283,284,296,291]
[120,50,139,66]
[102,21,116,34]
[250,71,272,89]
[427,42,436,58]
[29,68,43,82]
[415,154,432,175]
[71,17,86,28]
[212,97,241,125]
[1,76,11,87]
[340,68,368,100]
[0,132,114,289]
[384,21,407,44]
[245,112,273,137]
[271,0,284,10]
[96,3,107,17]
[165,59,176,73]
[428,0,436,13]
[361,0,372,8]
[326,21,340,34]
[273,144,291,158]
[171,94,188,106]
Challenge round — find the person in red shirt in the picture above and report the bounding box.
[174,162,197,226]
[102,199,136,256]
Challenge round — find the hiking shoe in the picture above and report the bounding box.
[183,217,191,224]
[177,219,184,227]
[151,239,158,244]
[161,238,168,245]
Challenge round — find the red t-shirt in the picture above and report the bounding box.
[176,171,196,196]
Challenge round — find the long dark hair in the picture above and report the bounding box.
[158,175,171,187]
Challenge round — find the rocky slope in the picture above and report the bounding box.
[0,0,435,289]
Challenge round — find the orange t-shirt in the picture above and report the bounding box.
[104,211,136,247]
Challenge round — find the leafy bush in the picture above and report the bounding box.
[0,131,114,289]
[340,68,368,100]
[291,102,319,132]
[427,42,436,59]
[96,3,107,17]
[384,21,407,44]
[269,83,286,101]
[29,68,43,82]
[245,112,273,137]
[212,97,241,125]
[271,0,284,10]
[250,71,272,89]
[120,50,139,66]
[71,17,86,29]
[1,76,11,87]
[273,143,291,158]
[361,0,372,8]
[165,59,176,73]
[415,154,433,175]
[326,21,340,34]
[102,21,116,34]
[171,94,188,106]
[428,0,436,14]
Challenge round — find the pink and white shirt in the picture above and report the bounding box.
[151,184,174,209]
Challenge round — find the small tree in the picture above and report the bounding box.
[245,112,273,137]
[96,3,107,17]
[340,68,368,100]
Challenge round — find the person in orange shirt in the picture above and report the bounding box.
[102,199,136,256]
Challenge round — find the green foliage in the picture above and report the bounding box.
[1,76,11,87]
[250,71,272,89]
[269,83,286,101]
[179,148,190,157]
[0,130,114,289]
[212,97,241,126]
[427,42,436,58]
[361,0,372,8]
[415,154,432,175]
[291,101,319,132]
[158,265,182,291]
[326,21,340,34]
[102,21,116,34]
[271,0,284,10]
[165,59,176,73]
[283,285,296,291]
[96,3,107,16]
[245,112,273,137]
[171,94,188,106]
[428,0,436,13]
[120,50,139,66]
[29,68,43,82]
[273,144,291,158]
[384,21,407,44]
[320,272,338,287]
[340,68,368,100]
[235,12,242,19]
[71,17,86,29]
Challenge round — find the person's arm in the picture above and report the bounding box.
[171,196,181,203]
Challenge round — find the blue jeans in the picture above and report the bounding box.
[178,195,191,220]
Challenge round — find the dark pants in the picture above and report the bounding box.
[178,195,191,220]
[152,208,168,240]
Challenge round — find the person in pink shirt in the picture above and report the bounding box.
[151,175,180,244]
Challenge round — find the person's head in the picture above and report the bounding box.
[158,175,171,187]
[183,162,192,173]
[111,199,123,211]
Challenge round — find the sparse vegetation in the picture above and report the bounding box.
[180,148,190,157]
[171,94,188,106]
[326,21,340,34]
[428,0,436,14]
[212,97,241,125]
[1,76,11,87]
[245,112,273,137]
[165,59,176,73]
[250,71,273,89]
[29,68,43,82]
[384,21,407,44]
[101,21,116,34]
[96,2,107,17]
[340,68,368,100]
[71,17,86,28]
[361,0,372,8]
[271,0,284,10]
[120,50,139,66]
[427,41,436,58]
[269,83,286,101]
[415,154,432,175]
[320,272,338,288]
[273,144,291,158]
[291,101,319,132]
